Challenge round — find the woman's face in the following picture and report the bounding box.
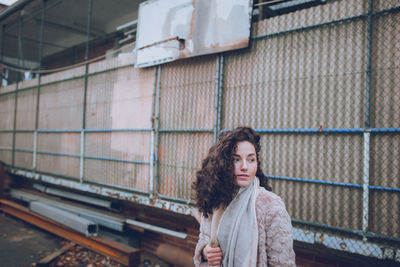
[233,141,258,187]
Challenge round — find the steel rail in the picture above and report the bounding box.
[0,199,140,266]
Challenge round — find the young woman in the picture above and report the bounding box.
[193,127,296,266]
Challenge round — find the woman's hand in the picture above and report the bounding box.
[203,244,222,266]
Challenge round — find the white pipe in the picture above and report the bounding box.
[80,130,84,183]
[33,130,37,169]
[362,132,370,234]
[126,218,187,239]
[149,130,154,196]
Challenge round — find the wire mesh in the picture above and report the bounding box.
[0,132,13,165]
[15,89,37,130]
[0,93,15,130]
[84,131,151,191]
[0,0,399,261]
[221,0,400,249]
[36,132,80,178]
[367,4,400,240]
[14,132,34,169]
[84,59,153,190]
[157,55,216,200]
[38,79,84,130]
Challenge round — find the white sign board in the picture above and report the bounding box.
[135,0,253,68]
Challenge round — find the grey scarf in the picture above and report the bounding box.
[216,177,259,267]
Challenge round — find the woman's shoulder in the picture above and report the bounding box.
[256,186,286,210]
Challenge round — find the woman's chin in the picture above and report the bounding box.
[235,177,254,187]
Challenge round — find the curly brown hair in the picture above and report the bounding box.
[192,126,271,218]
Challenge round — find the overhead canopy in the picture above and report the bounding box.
[0,0,143,70]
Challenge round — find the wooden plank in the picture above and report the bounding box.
[37,242,76,267]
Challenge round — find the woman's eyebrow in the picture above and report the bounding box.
[232,153,256,157]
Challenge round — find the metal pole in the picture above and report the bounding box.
[362,132,370,235]
[1,25,5,86]
[213,55,220,142]
[364,0,373,129]
[12,12,24,167]
[80,0,93,182]
[362,0,373,235]
[154,65,162,195]
[34,0,46,170]
[149,66,158,196]
[213,53,224,142]
[217,54,224,136]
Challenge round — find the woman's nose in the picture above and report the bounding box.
[241,160,248,170]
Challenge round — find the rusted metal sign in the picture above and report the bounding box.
[135,0,254,68]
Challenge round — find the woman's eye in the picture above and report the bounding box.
[248,158,255,162]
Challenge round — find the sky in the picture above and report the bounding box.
[0,0,18,6]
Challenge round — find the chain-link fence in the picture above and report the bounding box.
[154,0,400,259]
[0,0,399,262]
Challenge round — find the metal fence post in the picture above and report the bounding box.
[214,53,224,143]
[213,55,220,143]
[34,0,46,171]
[149,66,159,196]
[362,0,373,235]
[154,64,162,196]
[80,0,93,183]
[12,12,24,167]
[217,54,224,137]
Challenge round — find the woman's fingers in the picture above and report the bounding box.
[206,246,222,265]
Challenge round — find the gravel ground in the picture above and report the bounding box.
[45,242,172,267]
[0,212,172,267]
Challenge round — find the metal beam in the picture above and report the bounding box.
[0,199,140,267]
[4,33,68,49]
[34,18,104,38]
[10,189,125,231]
[126,218,187,239]
[30,200,99,237]
[33,183,119,210]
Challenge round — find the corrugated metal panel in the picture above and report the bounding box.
[373,0,400,11]
[224,18,367,129]
[370,134,400,237]
[36,153,80,178]
[84,131,151,191]
[158,133,213,199]
[0,93,15,130]
[159,56,216,129]
[273,180,363,229]
[371,11,400,129]
[0,132,13,164]
[0,83,16,94]
[255,0,367,37]
[14,151,33,169]
[38,79,84,130]
[36,132,80,178]
[261,134,364,184]
[84,58,154,190]
[157,55,216,199]
[14,132,34,169]
[16,89,37,130]
[37,133,80,155]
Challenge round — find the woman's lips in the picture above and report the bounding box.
[237,174,249,179]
